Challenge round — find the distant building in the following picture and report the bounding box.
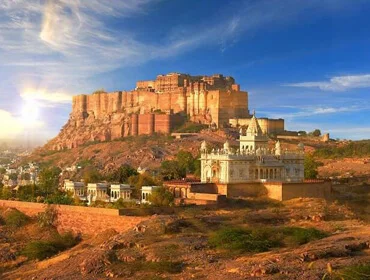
[64,180,86,200]
[110,184,132,202]
[87,183,109,203]
[141,186,160,204]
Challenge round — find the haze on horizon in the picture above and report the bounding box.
[1,0,370,145]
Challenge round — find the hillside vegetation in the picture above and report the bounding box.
[314,140,370,159]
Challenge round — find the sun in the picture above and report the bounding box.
[21,100,39,125]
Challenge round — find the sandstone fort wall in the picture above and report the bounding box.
[0,200,148,236]
[229,117,285,134]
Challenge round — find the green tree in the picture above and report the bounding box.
[17,185,37,202]
[38,167,61,197]
[310,129,321,137]
[0,168,6,174]
[128,173,160,198]
[160,160,186,180]
[149,187,174,206]
[304,155,322,179]
[176,150,195,173]
[82,167,102,185]
[107,164,138,183]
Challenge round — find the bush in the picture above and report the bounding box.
[0,187,13,200]
[314,140,370,159]
[334,264,370,280]
[174,122,208,133]
[209,226,328,253]
[209,227,280,253]
[4,209,29,227]
[149,187,174,207]
[37,205,58,228]
[21,232,78,260]
[112,198,137,209]
[304,155,323,179]
[281,227,328,245]
[21,241,59,260]
[44,190,74,205]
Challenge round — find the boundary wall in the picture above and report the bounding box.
[0,200,148,235]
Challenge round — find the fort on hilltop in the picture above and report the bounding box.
[47,73,284,150]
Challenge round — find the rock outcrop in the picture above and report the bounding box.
[45,73,250,150]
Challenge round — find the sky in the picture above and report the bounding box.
[1,0,370,145]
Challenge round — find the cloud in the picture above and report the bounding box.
[0,0,357,103]
[285,74,370,91]
[259,105,369,120]
[21,89,72,104]
[0,109,44,140]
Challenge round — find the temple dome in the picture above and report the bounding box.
[246,114,263,136]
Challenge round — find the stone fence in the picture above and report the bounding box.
[0,200,148,236]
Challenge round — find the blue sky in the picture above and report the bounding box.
[1,0,370,144]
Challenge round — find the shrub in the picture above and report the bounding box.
[44,190,74,205]
[304,155,323,179]
[281,227,328,245]
[334,264,370,280]
[149,187,174,207]
[209,227,280,253]
[37,205,58,228]
[21,232,78,260]
[21,241,59,260]
[112,198,137,209]
[4,209,29,227]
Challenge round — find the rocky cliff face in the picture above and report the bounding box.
[45,73,249,151]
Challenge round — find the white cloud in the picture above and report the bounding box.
[260,105,369,120]
[0,0,363,110]
[21,89,71,104]
[0,109,44,140]
[285,74,370,91]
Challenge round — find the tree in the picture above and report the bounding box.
[304,155,323,179]
[82,167,102,185]
[107,164,138,183]
[0,168,5,175]
[298,131,307,136]
[160,160,186,180]
[38,167,61,197]
[176,150,196,173]
[128,173,160,199]
[310,129,321,137]
[149,187,174,206]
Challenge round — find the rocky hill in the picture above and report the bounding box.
[44,72,249,151]
[2,196,370,279]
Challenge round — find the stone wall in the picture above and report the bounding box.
[0,200,148,236]
[48,73,251,150]
[225,181,331,201]
[224,183,268,198]
[229,117,285,134]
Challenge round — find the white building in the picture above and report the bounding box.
[200,115,304,184]
[87,183,109,203]
[64,180,86,200]
[141,186,160,204]
[110,184,132,202]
